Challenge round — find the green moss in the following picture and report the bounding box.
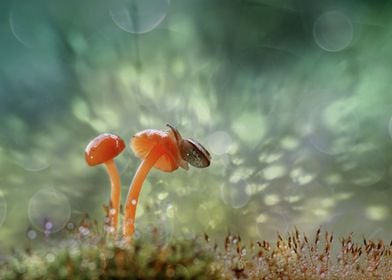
[0,235,217,280]
[0,228,391,279]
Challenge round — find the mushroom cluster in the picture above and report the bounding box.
[84,124,211,239]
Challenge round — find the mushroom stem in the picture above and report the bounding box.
[123,144,167,237]
[103,159,121,234]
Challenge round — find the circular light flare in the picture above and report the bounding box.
[28,188,71,233]
[9,0,54,48]
[109,0,169,34]
[313,11,354,52]
[12,149,52,172]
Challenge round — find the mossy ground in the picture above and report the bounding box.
[0,220,391,279]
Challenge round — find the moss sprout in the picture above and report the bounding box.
[214,228,392,279]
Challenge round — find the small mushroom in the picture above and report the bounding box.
[85,133,125,234]
[123,124,211,237]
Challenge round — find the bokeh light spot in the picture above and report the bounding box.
[283,184,305,205]
[306,99,359,155]
[229,167,254,183]
[12,148,52,172]
[313,208,328,218]
[256,213,268,223]
[365,206,389,221]
[72,98,91,124]
[290,167,315,185]
[26,229,37,240]
[157,192,168,201]
[262,165,286,180]
[207,130,232,156]
[284,194,301,204]
[9,0,55,48]
[28,188,71,233]
[320,198,335,208]
[324,173,343,185]
[110,0,169,34]
[339,143,385,187]
[232,113,267,146]
[313,11,354,52]
[264,194,280,206]
[221,179,250,209]
[334,192,353,201]
[265,152,283,163]
[46,253,56,263]
[280,136,299,150]
[166,204,176,219]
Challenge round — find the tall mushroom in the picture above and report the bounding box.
[123,124,211,238]
[85,133,125,234]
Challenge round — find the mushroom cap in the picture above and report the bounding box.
[131,129,181,172]
[85,133,125,166]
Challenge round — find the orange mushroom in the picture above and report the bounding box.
[123,124,211,237]
[85,133,125,234]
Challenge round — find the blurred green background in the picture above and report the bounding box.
[0,0,391,249]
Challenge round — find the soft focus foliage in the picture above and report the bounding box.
[0,0,391,253]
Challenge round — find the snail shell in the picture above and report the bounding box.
[180,138,211,168]
[166,123,211,168]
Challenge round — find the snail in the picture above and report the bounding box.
[123,124,211,237]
